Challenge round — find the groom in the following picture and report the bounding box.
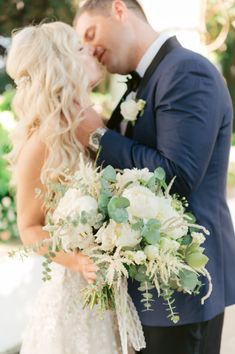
[75,1,235,353]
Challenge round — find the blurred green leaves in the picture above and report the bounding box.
[0,0,79,36]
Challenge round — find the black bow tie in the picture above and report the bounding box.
[126,71,142,92]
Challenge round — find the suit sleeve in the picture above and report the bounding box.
[98,61,221,198]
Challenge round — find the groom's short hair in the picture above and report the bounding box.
[76,0,148,22]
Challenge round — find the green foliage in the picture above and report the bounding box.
[0,0,79,92]
[101,165,117,183]
[0,0,78,36]
[179,269,198,292]
[0,124,17,242]
[0,72,14,95]
[107,196,130,223]
[0,195,18,242]
[0,89,15,111]
[0,124,11,198]
[186,251,209,269]
[214,4,235,131]
[142,219,161,245]
[232,133,235,146]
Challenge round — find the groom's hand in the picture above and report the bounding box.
[76,106,104,147]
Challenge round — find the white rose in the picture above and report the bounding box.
[170,225,188,239]
[120,99,139,122]
[155,196,188,239]
[134,250,147,265]
[96,220,118,251]
[115,223,141,248]
[144,245,159,261]
[123,185,158,219]
[116,168,153,190]
[96,220,141,250]
[60,224,94,251]
[53,190,98,223]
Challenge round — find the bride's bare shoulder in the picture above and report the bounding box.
[17,133,46,178]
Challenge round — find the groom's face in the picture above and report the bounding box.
[76,10,136,75]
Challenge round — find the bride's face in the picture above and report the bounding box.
[78,45,103,89]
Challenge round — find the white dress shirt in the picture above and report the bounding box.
[136,32,174,77]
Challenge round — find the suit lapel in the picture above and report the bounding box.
[107,36,182,132]
[136,36,181,98]
[106,89,128,131]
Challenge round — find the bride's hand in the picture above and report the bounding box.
[71,251,98,284]
[76,106,105,147]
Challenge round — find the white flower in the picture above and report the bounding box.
[159,238,180,252]
[192,232,206,245]
[144,245,159,261]
[120,93,146,123]
[115,223,141,248]
[155,196,188,239]
[7,210,16,222]
[121,99,140,122]
[116,168,153,190]
[123,185,158,220]
[134,251,147,264]
[59,224,94,251]
[96,221,118,251]
[96,220,141,251]
[53,189,98,223]
[1,197,11,208]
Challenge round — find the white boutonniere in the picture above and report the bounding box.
[120,92,146,125]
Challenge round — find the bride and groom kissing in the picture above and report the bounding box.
[6,0,235,353]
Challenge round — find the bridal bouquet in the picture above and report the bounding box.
[42,155,212,327]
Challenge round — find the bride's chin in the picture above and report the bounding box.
[88,71,103,90]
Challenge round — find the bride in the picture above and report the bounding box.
[6,21,121,354]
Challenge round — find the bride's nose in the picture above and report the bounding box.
[81,45,95,57]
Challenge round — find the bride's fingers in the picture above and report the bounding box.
[86,272,97,284]
[85,263,98,272]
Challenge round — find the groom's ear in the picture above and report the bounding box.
[111,0,128,22]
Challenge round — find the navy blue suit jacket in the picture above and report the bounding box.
[97,37,235,326]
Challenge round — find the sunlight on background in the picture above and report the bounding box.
[139,0,206,53]
[0,111,16,131]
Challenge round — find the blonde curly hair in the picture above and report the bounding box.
[6,21,91,185]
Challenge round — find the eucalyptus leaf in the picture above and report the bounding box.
[147,176,156,192]
[179,269,198,292]
[128,265,138,278]
[131,219,144,231]
[100,178,110,192]
[154,167,166,181]
[142,219,161,245]
[107,196,130,223]
[135,273,148,282]
[98,193,111,214]
[102,165,117,182]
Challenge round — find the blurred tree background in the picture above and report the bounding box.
[0,0,78,92]
[0,0,235,243]
[204,0,235,130]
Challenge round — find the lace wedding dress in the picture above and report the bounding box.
[20,263,124,354]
